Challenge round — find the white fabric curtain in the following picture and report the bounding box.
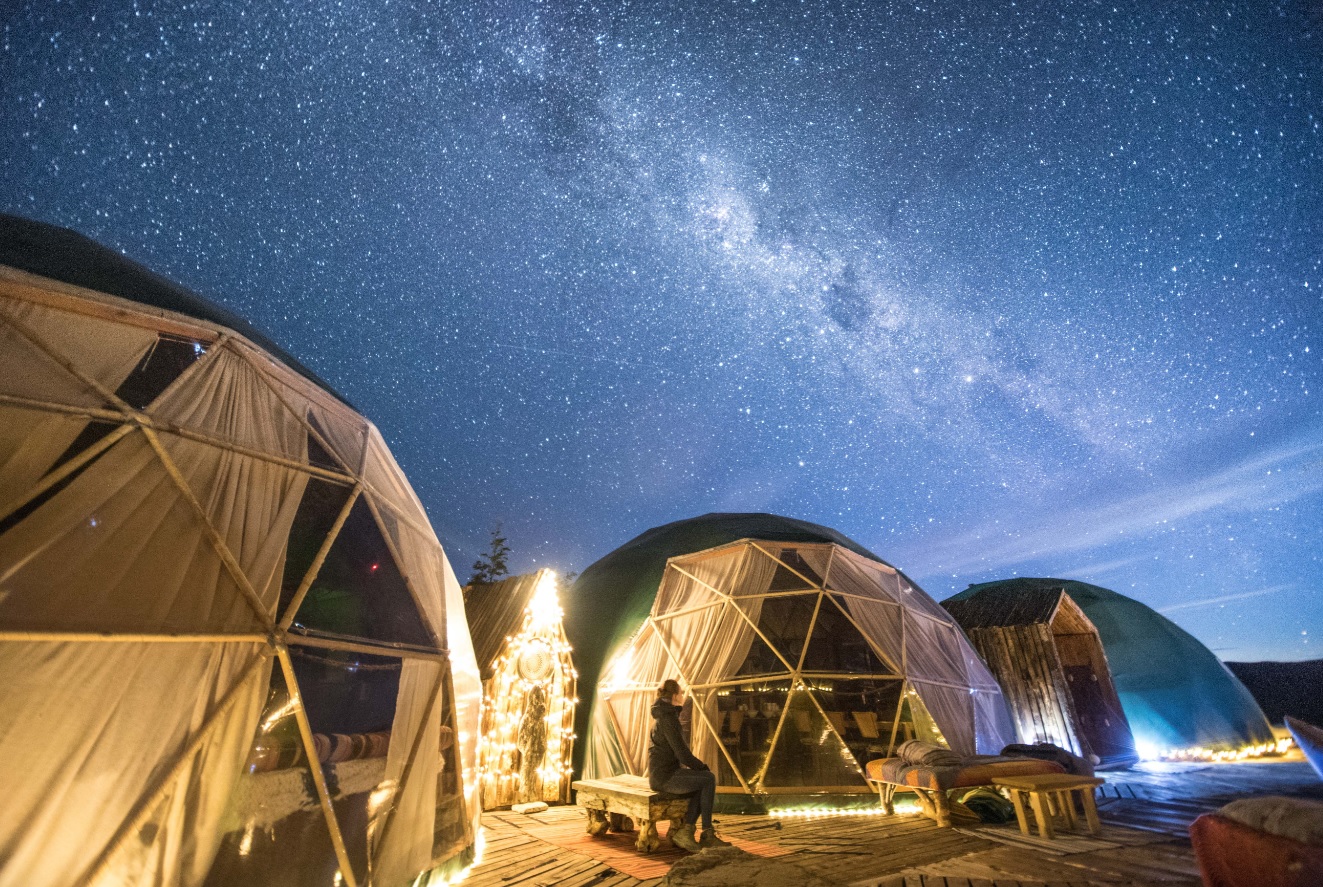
[0,408,105,521]
[0,296,157,409]
[372,660,443,887]
[794,545,831,585]
[95,653,271,887]
[0,430,263,632]
[0,641,267,887]
[826,551,901,603]
[362,427,431,530]
[910,680,977,756]
[0,298,156,519]
[0,336,311,632]
[600,625,675,777]
[439,556,482,842]
[897,574,955,622]
[653,548,751,685]
[386,512,451,652]
[652,546,778,766]
[971,686,1017,754]
[306,402,369,475]
[903,611,969,687]
[825,554,905,674]
[153,345,310,464]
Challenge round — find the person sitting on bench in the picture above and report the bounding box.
[649,679,732,852]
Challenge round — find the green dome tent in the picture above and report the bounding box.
[945,578,1275,757]
[567,514,1016,807]
[564,513,882,775]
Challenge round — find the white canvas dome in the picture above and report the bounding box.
[0,217,480,887]
[589,538,1014,806]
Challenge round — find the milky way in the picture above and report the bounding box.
[3,1,1319,660]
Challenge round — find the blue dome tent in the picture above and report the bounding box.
[946,578,1275,757]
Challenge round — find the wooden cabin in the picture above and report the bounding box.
[944,586,1139,769]
[466,569,577,809]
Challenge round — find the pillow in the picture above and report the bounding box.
[896,739,963,768]
[1219,796,1323,847]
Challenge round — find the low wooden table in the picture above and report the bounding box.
[992,774,1104,839]
[572,775,691,853]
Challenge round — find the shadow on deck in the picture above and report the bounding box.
[466,758,1322,887]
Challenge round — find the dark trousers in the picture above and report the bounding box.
[660,768,716,830]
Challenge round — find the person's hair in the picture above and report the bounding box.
[657,679,682,700]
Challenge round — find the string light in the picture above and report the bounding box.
[1135,738,1291,762]
[769,801,918,819]
[476,572,579,808]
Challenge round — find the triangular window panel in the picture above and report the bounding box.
[734,629,789,677]
[309,408,367,476]
[806,678,905,765]
[829,593,904,671]
[278,478,357,620]
[432,669,474,860]
[715,680,792,788]
[766,549,822,592]
[204,664,347,887]
[117,334,207,409]
[801,595,893,675]
[305,423,343,473]
[290,495,433,648]
[286,644,404,886]
[758,688,868,790]
[750,593,819,668]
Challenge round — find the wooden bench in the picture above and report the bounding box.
[572,775,691,853]
[992,773,1104,839]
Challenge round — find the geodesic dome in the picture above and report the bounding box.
[948,578,1275,757]
[0,216,480,887]
[588,539,1014,805]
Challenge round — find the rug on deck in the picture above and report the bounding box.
[518,815,794,880]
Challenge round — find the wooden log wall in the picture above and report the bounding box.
[966,624,1085,756]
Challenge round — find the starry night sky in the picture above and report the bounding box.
[3,1,1319,661]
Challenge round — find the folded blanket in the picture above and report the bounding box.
[1000,742,1095,777]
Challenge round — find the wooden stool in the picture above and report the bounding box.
[992,774,1104,839]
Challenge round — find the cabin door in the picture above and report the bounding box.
[1063,665,1131,764]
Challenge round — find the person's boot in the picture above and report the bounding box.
[699,828,732,848]
[670,823,701,853]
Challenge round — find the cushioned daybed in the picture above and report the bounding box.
[865,741,1067,827]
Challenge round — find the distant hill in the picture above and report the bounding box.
[1224,659,1323,727]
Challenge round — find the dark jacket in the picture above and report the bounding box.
[648,698,707,790]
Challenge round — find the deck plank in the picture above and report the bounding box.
[463,757,1315,887]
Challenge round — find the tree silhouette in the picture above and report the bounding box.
[469,522,511,585]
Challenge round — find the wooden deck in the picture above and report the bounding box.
[464,757,1322,887]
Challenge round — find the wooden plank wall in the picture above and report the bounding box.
[968,624,1084,755]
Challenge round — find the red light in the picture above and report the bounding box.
[370,563,379,573]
